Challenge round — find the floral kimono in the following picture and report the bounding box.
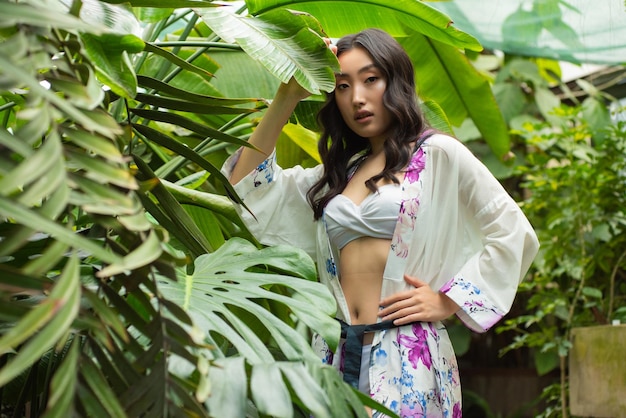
[221,134,539,417]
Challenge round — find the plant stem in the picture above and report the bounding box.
[608,249,626,320]
[560,354,568,418]
[562,167,587,417]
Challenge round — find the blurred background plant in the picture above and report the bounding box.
[0,0,502,416]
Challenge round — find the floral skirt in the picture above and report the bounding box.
[313,320,462,418]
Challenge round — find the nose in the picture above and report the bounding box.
[352,84,365,107]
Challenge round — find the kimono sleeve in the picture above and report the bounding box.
[436,139,540,333]
[221,148,323,259]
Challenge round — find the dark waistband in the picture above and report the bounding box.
[336,318,398,389]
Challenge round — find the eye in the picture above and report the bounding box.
[336,82,349,90]
[365,76,378,84]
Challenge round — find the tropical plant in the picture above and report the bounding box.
[0,0,513,416]
[498,98,626,418]
[441,35,626,414]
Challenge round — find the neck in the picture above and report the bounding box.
[368,137,386,157]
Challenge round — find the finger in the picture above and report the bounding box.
[322,37,334,48]
[378,303,400,318]
[404,274,427,288]
[385,300,443,324]
[378,296,419,318]
[381,306,424,324]
[393,312,424,326]
[322,37,338,55]
[379,290,414,308]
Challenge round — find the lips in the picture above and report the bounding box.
[354,110,373,121]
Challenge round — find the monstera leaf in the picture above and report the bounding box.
[161,238,339,360]
[158,238,379,417]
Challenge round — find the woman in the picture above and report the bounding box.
[223,28,539,417]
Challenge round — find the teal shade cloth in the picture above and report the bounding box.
[430,0,626,65]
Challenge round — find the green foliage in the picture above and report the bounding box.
[0,0,347,415]
[401,33,511,157]
[0,0,516,416]
[194,7,339,95]
[498,104,626,415]
[501,0,584,63]
[494,58,562,126]
[242,0,512,158]
[459,15,626,415]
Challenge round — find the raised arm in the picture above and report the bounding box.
[229,39,337,184]
[229,78,311,184]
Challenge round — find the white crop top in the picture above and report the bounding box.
[324,183,402,250]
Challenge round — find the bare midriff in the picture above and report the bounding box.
[339,236,391,345]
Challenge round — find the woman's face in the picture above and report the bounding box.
[334,47,393,146]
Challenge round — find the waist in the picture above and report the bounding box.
[338,238,389,327]
[339,236,391,268]
[337,318,398,338]
[335,318,399,389]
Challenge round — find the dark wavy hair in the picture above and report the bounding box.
[306,28,429,220]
